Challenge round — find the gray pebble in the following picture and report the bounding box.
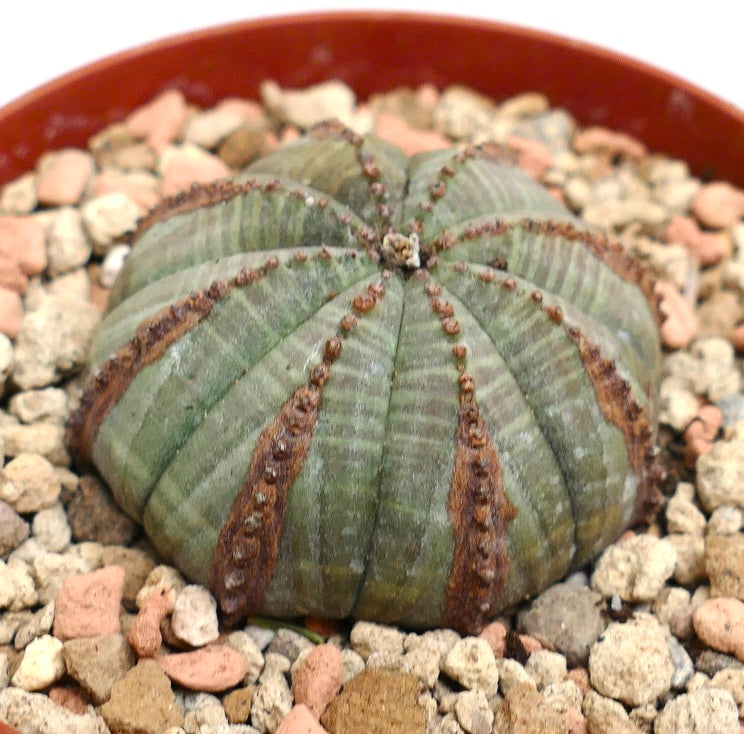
[517,582,605,666]
[667,636,694,690]
[716,393,744,427]
[265,627,313,663]
[14,601,54,650]
[695,649,744,676]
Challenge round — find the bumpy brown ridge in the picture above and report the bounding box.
[449,216,662,327]
[422,279,517,633]
[209,381,322,623]
[209,277,388,622]
[67,259,281,465]
[566,326,662,524]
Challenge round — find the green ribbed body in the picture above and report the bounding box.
[74,126,661,631]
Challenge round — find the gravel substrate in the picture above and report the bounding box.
[1,79,744,734]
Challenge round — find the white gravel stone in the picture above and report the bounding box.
[32,503,71,552]
[32,550,92,604]
[183,691,228,732]
[542,679,583,713]
[710,669,744,717]
[589,614,673,706]
[0,172,38,214]
[591,533,677,601]
[691,338,740,402]
[11,634,65,690]
[45,206,92,276]
[454,688,493,734]
[135,564,186,609]
[80,192,140,253]
[260,79,372,133]
[46,267,91,303]
[250,668,292,733]
[495,657,536,695]
[225,630,265,684]
[524,649,567,691]
[1,423,69,466]
[13,601,55,650]
[350,620,406,661]
[658,378,700,431]
[6,558,38,611]
[341,648,365,685]
[582,690,639,734]
[655,687,739,734]
[666,490,707,535]
[441,637,499,697]
[183,108,247,149]
[171,584,219,647]
[400,632,444,687]
[708,506,743,535]
[0,686,109,733]
[0,333,13,393]
[8,387,68,425]
[12,292,100,390]
[0,452,61,512]
[0,652,8,688]
[667,532,707,585]
[100,243,131,287]
[697,422,744,511]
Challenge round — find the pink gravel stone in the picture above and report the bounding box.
[0,255,29,292]
[507,135,553,179]
[48,684,89,715]
[565,706,588,734]
[157,645,247,692]
[0,215,47,275]
[0,286,23,338]
[666,214,731,266]
[480,621,507,658]
[682,404,723,467]
[35,149,94,206]
[572,126,646,159]
[519,634,543,654]
[374,111,450,155]
[656,279,699,349]
[125,89,187,151]
[126,585,174,658]
[53,565,125,641]
[693,182,744,229]
[159,145,232,198]
[693,597,744,661]
[293,644,343,719]
[276,704,330,734]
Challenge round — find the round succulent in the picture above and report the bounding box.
[69,121,661,634]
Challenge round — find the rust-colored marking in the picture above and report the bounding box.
[68,288,220,465]
[209,383,322,623]
[567,326,662,524]
[443,399,517,634]
[130,179,261,242]
[67,259,282,465]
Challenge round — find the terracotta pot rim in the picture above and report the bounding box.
[1,10,742,186]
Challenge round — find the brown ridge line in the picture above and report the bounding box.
[66,257,282,465]
[209,274,390,625]
[566,325,662,526]
[128,173,375,257]
[444,216,661,329]
[443,388,518,634]
[421,277,517,634]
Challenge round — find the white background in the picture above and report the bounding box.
[1,1,741,112]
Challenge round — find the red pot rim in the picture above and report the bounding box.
[1,11,742,187]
